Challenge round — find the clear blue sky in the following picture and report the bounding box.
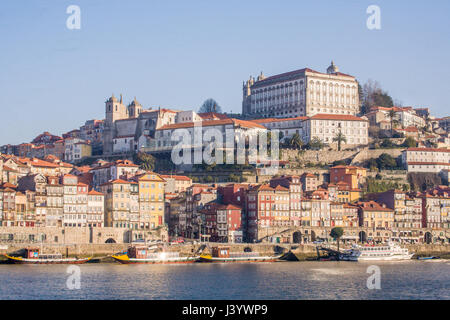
[1,0,449,145]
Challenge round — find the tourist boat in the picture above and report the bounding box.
[199,246,282,263]
[111,245,198,264]
[339,242,414,261]
[5,248,91,264]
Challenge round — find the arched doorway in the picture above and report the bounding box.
[359,231,367,243]
[424,232,432,244]
[293,231,302,244]
[105,238,116,244]
[244,246,252,253]
[310,231,316,242]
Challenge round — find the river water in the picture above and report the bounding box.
[0,261,449,300]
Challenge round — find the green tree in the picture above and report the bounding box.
[307,137,324,150]
[199,98,222,113]
[388,109,396,136]
[376,153,397,170]
[330,227,344,252]
[288,133,303,149]
[134,152,156,171]
[402,137,418,148]
[332,130,347,151]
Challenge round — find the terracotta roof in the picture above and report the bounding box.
[157,118,266,130]
[357,201,393,212]
[2,183,17,189]
[408,162,450,166]
[2,165,17,172]
[197,112,229,120]
[310,114,368,121]
[88,189,104,196]
[29,158,59,168]
[251,68,355,88]
[251,116,308,124]
[217,204,242,210]
[161,175,192,181]
[406,148,450,153]
[109,179,130,184]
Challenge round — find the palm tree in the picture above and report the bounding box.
[332,130,347,151]
[289,133,303,149]
[388,109,397,136]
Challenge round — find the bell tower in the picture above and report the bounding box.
[128,97,143,118]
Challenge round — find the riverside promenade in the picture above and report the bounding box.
[1,242,449,260]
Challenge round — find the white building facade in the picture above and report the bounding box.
[242,62,360,118]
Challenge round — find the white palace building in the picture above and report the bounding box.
[242,62,360,118]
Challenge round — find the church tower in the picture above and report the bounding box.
[105,94,128,126]
[128,97,143,118]
[242,76,254,116]
[104,94,127,155]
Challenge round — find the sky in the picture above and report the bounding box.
[1,0,449,145]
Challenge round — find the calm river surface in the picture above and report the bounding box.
[0,261,449,300]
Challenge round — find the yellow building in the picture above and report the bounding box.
[100,179,131,228]
[330,165,367,190]
[357,201,394,229]
[135,172,166,229]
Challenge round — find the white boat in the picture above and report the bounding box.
[340,242,414,261]
[112,245,198,264]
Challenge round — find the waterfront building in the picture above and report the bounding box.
[246,184,292,242]
[134,172,166,229]
[357,201,395,230]
[310,198,331,227]
[367,190,423,229]
[46,176,64,227]
[62,174,79,227]
[420,186,450,229]
[100,179,131,228]
[87,189,105,228]
[270,175,302,226]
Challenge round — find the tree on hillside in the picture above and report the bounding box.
[332,130,347,151]
[362,79,395,111]
[199,98,222,113]
[307,137,324,150]
[134,152,156,171]
[402,137,418,148]
[388,109,397,136]
[330,227,344,253]
[288,133,303,150]
[376,153,397,170]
